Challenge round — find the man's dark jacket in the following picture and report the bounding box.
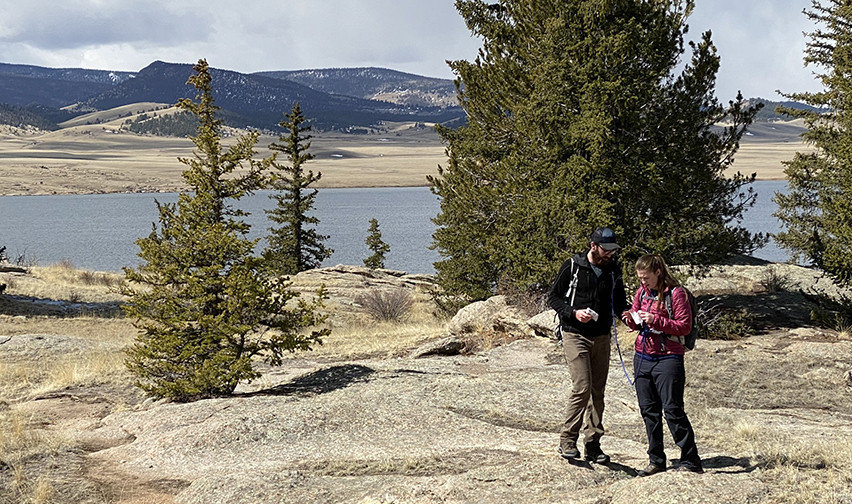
[547,251,628,338]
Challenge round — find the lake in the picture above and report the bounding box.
[0,181,790,274]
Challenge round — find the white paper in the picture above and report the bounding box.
[630,311,642,325]
[585,308,598,321]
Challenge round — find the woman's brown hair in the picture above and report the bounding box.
[634,254,680,306]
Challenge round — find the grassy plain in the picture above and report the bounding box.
[0,103,813,196]
[0,104,448,195]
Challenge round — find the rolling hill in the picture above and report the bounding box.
[256,67,459,108]
[0,61,464,132]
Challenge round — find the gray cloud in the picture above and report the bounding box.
[0,1,208,48]
[688,0,820,99]
[0,0,824,99]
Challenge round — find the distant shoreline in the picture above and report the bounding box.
[0,175,784,198]
[0,125,797,197]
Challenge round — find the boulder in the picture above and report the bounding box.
[446,295,511,335]
[527,309,559,339]
[410,336,466,358]
[445,295,536,339]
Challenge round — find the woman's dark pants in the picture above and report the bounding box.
[633,354,701,469]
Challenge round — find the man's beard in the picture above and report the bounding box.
[590,247,611,265]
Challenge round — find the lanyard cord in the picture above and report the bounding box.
[610,272,634,387]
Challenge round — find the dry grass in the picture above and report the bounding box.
[1,263,134,400]
[297,310,445,360]
[29,352,129,398]
[685,329,852,504]
[725,138,816,180]
[0,315,132,340]
[30,262,123,294]
[734,425,852,503]
[0,317,135,401]
[0,118,445,196]
[0,409,64,463]
[0,408,66,504]
[0,266,134,503]
[767,464,852,503]
[2,264,124,305]
[1,111,811,198]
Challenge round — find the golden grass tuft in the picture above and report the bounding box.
[31,263,124,295]
[0,350,132,402]
[0,408,64,504]
[731,420,761,443]
[35,352,129,397]
[767,465,852,504]
[303,316,445,360]
[0,410,57,462]
[696,407,852,502]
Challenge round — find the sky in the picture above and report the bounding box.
[0,0,824,100]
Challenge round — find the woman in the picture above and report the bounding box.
[622,254,703,476]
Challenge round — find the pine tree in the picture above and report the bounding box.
[122,60,329,401]
[364,218,390,269]
[263,103,332,274]
[774,0,852,285]
[431,0,764,300]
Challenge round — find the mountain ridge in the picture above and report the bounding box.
[0,59,817,133]
[256,67,459,108]
[0,60,464,131]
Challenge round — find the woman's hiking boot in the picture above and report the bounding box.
[557,439,580,459]
[674,462,704,474]
[584,442,610,465]
[637,463,666,477]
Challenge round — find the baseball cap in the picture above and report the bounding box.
[590,227,620,250]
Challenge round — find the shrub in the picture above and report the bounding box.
[805,289,852,332]
[51,258,75,271]
[759,266,794,293]
[429,288,470,318]
[78,270,120,287]
[357,288,414,322]
[698,305,755,341]
[497,278,547,318]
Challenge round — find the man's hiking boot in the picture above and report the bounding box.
[557,439,580,460]
[584,442,610,465]
[637,463,666,477]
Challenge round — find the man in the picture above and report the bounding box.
[547,227,627,464]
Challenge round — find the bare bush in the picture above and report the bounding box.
[55,258,75,270]
[79,270,120,287]
[356,288,414,321]
[759,266,794,293]
[497,279,547,318]
[698,304,756,341]
[78,270,97,285]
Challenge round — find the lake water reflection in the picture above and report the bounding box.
[0,181,790,274]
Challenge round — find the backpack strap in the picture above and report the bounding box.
[641,287,686,346]
[554,258,580,343]
[664,287,686,346]
[564,258,579,306]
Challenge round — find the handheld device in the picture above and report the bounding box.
[585,308,599,321]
